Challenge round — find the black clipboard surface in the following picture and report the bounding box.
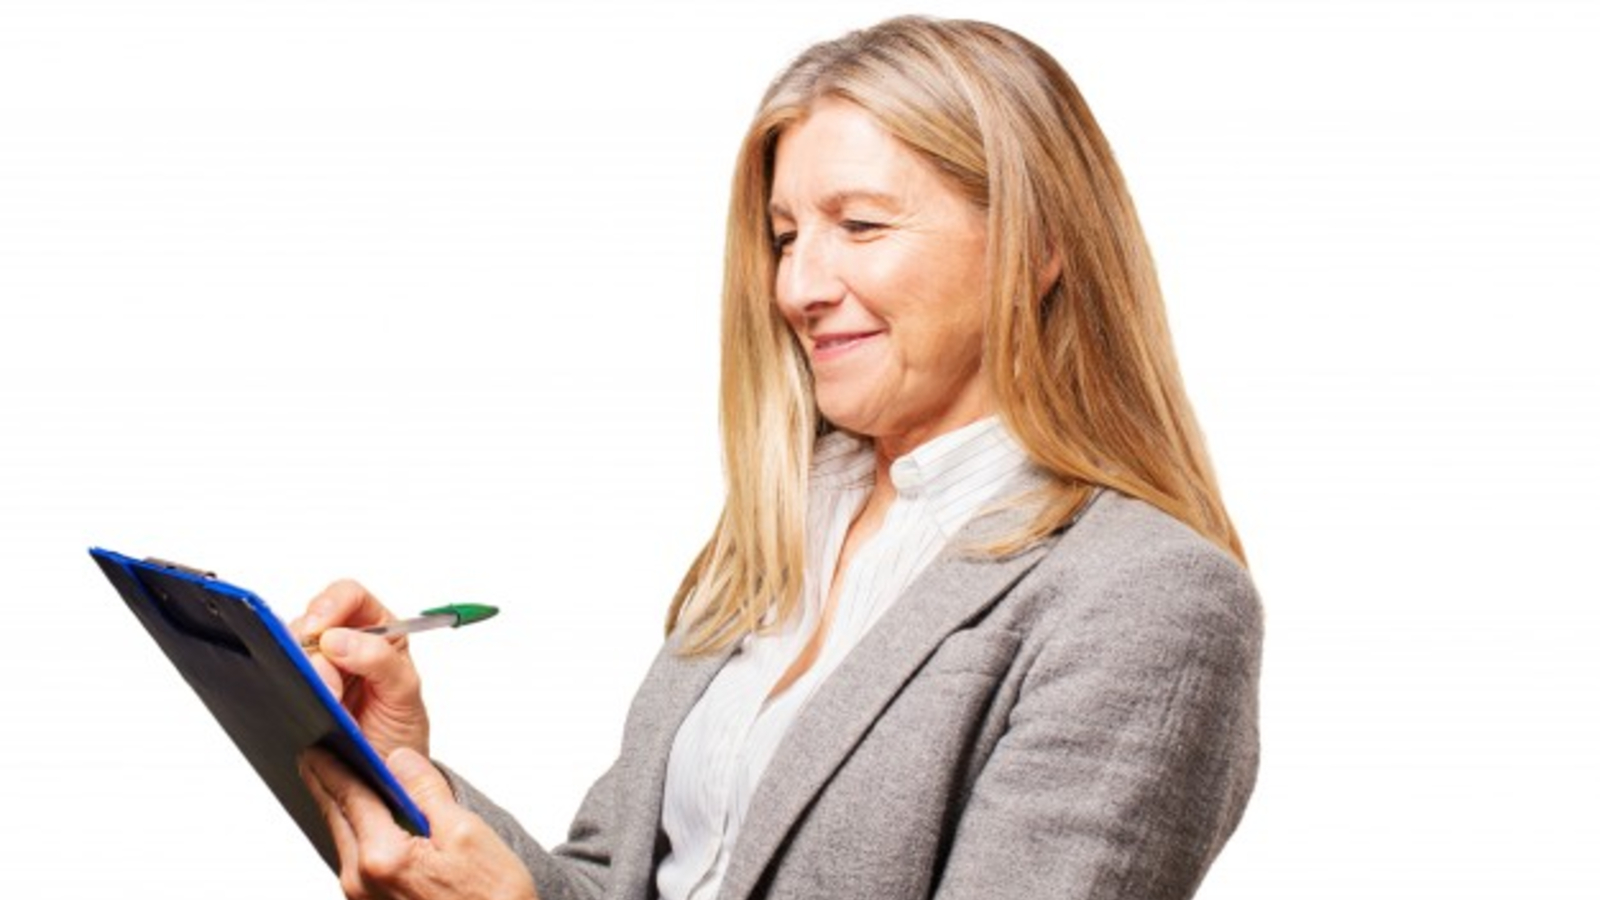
[89,548,429,871]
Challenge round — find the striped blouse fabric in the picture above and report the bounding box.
[656,417,1034,900]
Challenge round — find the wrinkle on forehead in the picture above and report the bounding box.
[768,99,932,221]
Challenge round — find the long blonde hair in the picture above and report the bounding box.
[668,15,1245,655]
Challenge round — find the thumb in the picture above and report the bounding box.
[321,629,422,701]
[387,747,457,822]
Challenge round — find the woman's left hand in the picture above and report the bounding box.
[300,747,539,900]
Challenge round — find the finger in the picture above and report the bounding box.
[300,750,368,896]
[302,749,390,833]
[382,749,539,899]
[386,748,455,822]
[303,748,412,885]
[305,651,348,703]
[299,579,396,638]
[318,629,421,701]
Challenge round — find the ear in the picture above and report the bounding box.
[1036,250,1064,299]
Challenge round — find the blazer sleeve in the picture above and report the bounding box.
[933,540,1262,900]
[440,761,617,900]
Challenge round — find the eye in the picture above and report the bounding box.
[841,219,886,236]
[772,230,797,255]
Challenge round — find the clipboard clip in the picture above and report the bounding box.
[142,557,218,579]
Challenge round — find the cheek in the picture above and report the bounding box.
[938,265,990,362]
[878,241,988,361]
[896,290,987,365]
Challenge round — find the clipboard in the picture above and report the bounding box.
[89,547,430,871]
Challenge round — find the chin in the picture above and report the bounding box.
[818,410,897,442]
[814,382,915,441]
[817,408,877,438]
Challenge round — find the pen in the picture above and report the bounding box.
[300,603,499,651]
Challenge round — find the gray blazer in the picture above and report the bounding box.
[449,490,1261,900]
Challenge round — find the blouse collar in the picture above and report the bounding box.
[810,417,1033,537]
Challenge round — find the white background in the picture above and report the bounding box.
[2,1,1596,897]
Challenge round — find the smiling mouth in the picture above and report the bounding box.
[811,331,882,354]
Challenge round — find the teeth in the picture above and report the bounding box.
[815,333,867,350]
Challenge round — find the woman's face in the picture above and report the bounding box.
[770,99,992,457]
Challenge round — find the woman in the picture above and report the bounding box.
[295,16,1261,900]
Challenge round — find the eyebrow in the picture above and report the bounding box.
[768,188,902,221]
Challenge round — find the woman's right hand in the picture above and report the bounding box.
[289,579,431,761]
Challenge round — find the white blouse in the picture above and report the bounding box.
[655,417,1033,900]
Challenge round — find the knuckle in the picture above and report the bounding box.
[314,578,357,604]
[359,840,408,881]
[338,866,368,900]
[386,652,421,686]
[324,579,366,607]
[439,815,479,848]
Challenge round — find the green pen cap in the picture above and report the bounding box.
[422,603,500,627]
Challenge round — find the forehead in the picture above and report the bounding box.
[768,99,930,215]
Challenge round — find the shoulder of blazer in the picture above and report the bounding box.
[1019,488,1263,661]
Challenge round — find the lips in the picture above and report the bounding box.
[810,330,883,357]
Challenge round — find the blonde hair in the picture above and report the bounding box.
[668,16,1245,655]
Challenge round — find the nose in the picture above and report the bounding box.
[774,230,844,318]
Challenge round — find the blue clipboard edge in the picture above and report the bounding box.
[89,547,432,848]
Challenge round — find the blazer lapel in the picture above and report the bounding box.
[716,502,1065,900]
[606,638,734,900]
